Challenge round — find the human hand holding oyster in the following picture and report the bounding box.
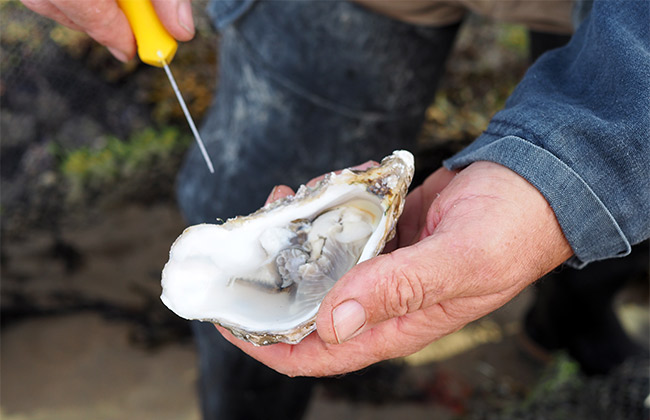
[163,152,572,377]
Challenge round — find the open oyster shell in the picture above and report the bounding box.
[161,150,415,345]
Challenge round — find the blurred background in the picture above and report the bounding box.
[1,1,648,419]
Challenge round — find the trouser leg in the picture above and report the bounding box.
[528,30,571,63]
[177,1,460,223]
[176,2,461,419]
[190,320,315,419]
[524,241,648,375]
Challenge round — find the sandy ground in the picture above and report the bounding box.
[1,203,552,420]
[2,314,200,420]
[1,297,539,420]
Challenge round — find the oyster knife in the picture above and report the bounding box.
[117,0,214,173]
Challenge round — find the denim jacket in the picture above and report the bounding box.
[444,0,650,267]
[208,0,650,268]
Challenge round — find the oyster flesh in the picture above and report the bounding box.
[161,150,414,345]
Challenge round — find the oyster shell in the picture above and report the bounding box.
[161,150,414,345]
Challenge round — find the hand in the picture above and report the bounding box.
[216,161,573,377]
[21,0,195,62]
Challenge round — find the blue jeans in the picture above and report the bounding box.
[176,2,460,419]
[176,1,460,223]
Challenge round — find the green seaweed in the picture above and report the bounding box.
[55,126,190,203]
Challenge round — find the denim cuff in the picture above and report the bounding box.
[207,0,257,30]
[443,133,632,268]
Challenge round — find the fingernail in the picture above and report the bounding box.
[332,300,366,343]
[178,0,195,37]
[265,186,279,205]
[107,47,129,63]
[271,186,280,201]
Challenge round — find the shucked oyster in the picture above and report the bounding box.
[161,150,415,345]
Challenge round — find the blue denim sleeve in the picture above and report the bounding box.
[444,0,650,268]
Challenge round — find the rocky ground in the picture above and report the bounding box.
[1,2,648,419]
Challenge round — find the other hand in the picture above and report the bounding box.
[21,0,195,62]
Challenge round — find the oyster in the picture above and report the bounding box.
[161,150,414,345]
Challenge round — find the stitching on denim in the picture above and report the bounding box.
[229,27,422,121]
[482,118,547,146]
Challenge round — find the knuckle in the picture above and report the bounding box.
[82,9,125,44]
[380,260,425,318]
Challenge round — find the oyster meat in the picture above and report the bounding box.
[161,150,415,345]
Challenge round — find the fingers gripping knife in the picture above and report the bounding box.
[117,0,215,173]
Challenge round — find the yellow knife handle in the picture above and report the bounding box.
[117,0,178,67]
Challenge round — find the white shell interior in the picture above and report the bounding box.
[161,183,386,334]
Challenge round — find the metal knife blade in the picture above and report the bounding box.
[160,56,214,174]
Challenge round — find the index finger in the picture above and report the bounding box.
[21,0,84,31]
[34,0,136,61]
[265,185,295,205]
[215,325,372,377]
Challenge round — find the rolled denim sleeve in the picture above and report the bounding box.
[444,0,650,268]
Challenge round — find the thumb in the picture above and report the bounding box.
[152,0,195,40]
[315,239,453,344]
